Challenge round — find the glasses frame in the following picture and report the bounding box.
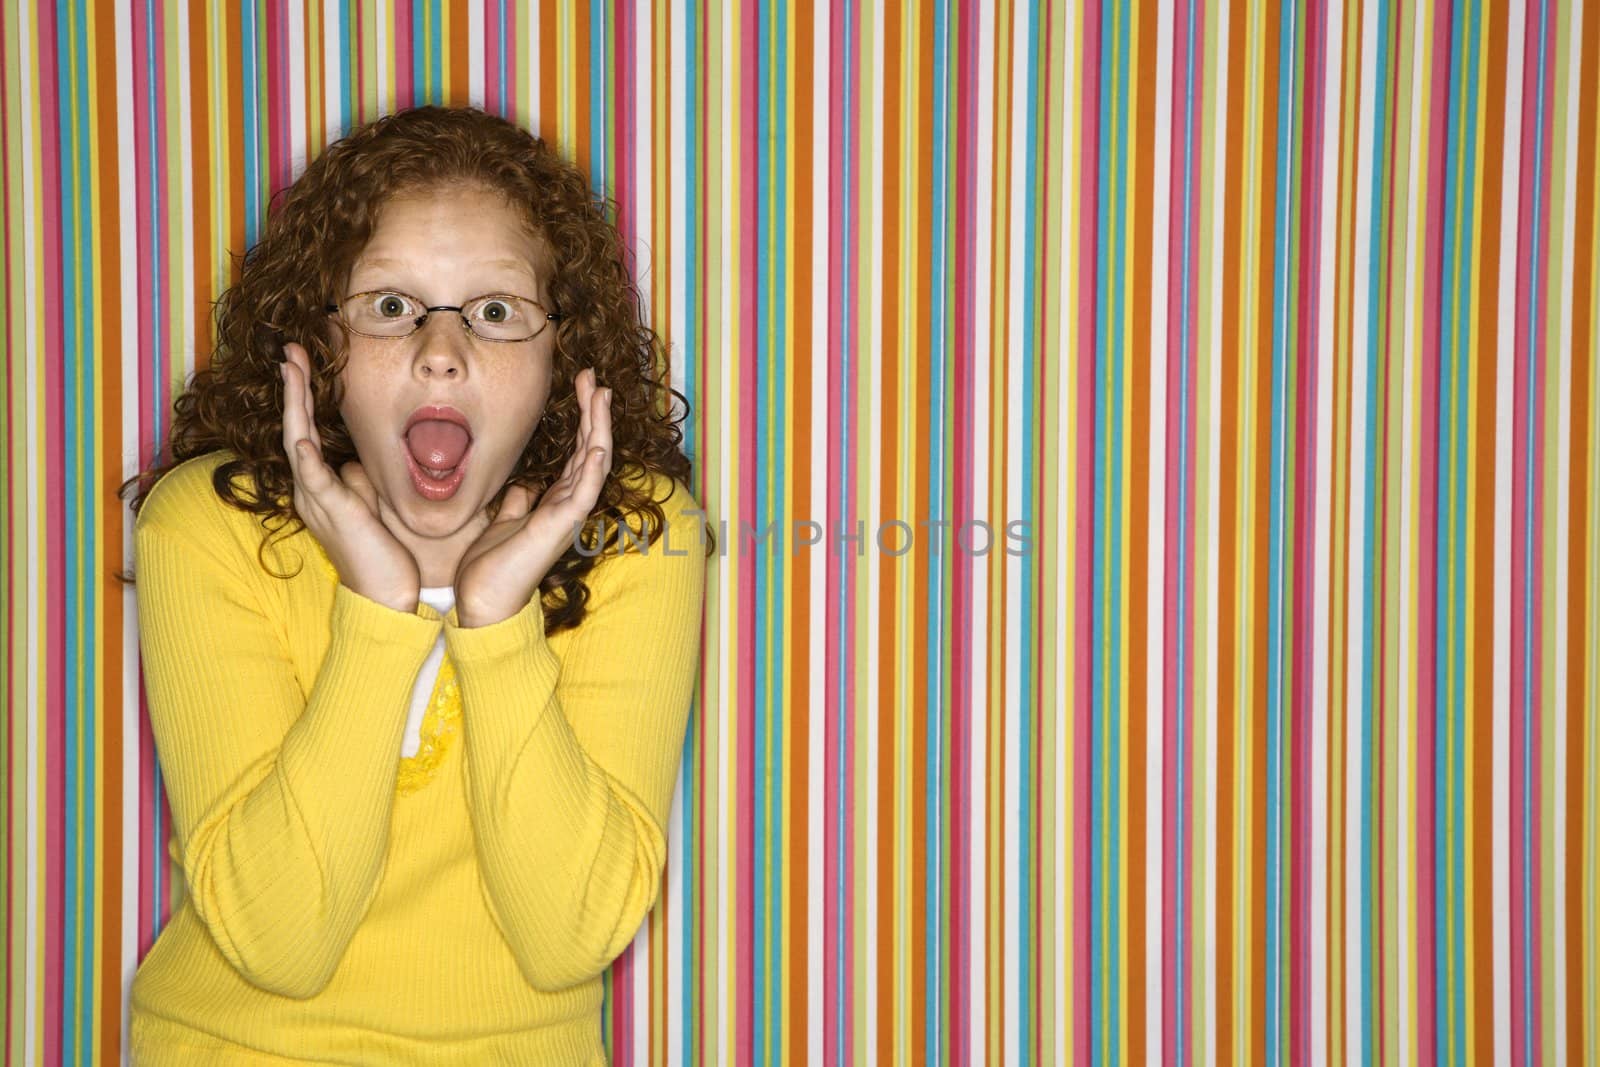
[324,289,563,343]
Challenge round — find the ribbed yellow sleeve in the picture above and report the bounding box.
[443,478,707,993]
[134,485,447,999]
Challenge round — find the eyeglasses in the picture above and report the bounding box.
[325,289,562,342]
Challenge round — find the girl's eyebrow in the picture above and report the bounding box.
[352,256,540,289]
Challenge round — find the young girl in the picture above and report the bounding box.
[120,106,708,1064]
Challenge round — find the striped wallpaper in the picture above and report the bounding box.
[2,0,1597,1064]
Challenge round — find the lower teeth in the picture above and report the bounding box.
[421,465,455,480]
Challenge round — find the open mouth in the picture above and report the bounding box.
[401,409,475,501]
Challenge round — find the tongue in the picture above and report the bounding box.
[406,420,470,471]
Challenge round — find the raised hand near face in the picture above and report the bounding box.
[280,341,423,614]
[452,367,614,629]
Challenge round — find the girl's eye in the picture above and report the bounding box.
[478,299,516,323]
[374,292,414,317]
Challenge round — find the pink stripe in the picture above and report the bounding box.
[614,0,631,246]
[822,0,857,1059]
[948,0,977,1060]
[396,0,414,111]
[267,0,289,198]
[1159,3,1194,1058]
[1416,0,1455,1054]
[1074,2,1101,1061]
[736,4,758,1062]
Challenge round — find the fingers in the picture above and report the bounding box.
[340,461,380,516]
[496,482,536,523]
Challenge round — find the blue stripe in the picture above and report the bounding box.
[244,1,260,245]
[1109,0,1131,1058]
[1020,3,1043,1062]
[679,8,701,1064]
[591,0,607,195]
[1453,3,1480,1060]
[339,0,352,134]
[1436,0,1467,1050]
[773,4,789,1060]
[1091,0,1111,1059]
[1265,0,1301,1054]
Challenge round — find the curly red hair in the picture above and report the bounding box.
[117,105,709,634]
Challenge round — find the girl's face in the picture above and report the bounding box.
[333,182,555,584]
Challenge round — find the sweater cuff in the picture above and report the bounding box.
[443,597,563,755]
[277,584,444,797]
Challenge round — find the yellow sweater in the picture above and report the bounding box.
[130,450,706,1065]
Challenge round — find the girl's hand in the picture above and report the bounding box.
[453,367,614,629]
[280,341,422,614]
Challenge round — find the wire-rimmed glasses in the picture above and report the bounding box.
[325,289,562,343]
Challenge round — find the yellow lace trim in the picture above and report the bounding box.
[395,656,461,797]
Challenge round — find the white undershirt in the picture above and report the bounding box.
[403,586,456,758]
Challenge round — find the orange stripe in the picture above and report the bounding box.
[539,2,559,143]
[449,0,469,103]
[93,0,125,1058]
[787,4,814,1062]
[1250,1,1282,1057]
[1127,0,1158,1058]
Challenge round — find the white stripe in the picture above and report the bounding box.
[324,0,343,146]
[665,3,689,1064]
[468,0,486,109]
[808,1,831,1060]
[1492,0,1528,1060]
[1148,0,1175,1050]
[863,0,886,1057]
[1311,0,1347,1057]
[1345,0,1382,1054]
[971,0,996,1052]
[113,0,143,1059]
[1004,1,1031,1061]
[1057,0,1081,1062]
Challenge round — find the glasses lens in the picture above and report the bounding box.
[463,295,544,341]
[343,291,423,336]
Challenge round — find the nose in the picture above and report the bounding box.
[412,313,470,379]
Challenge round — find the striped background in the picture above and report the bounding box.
[3,0,1597,1064]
